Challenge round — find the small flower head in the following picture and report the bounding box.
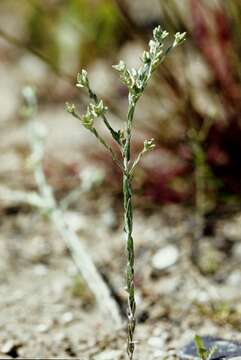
[131,68,138,79]
[141,50,151,64]
[153,26,169,42]
[173,32,186,48]
[144,138,155,152]
[76,69,89,88]
[65,102,76,114]
[89,100,108,117]
[113,60,134,89]
[81,111,94,130]
[112,60,126,72]
[161,30,169,40]
[149,39,157,55]
[65,102,95,130]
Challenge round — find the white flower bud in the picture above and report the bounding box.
[149,40,157,54]
[173,32,186,48]
[153,26,169,42]
[81,112,94,129]
[161,30,169,40]
[65,102,76,114]
[144,138,155,152]
[141,50,151,63]
[89,100,108,117]
[112,60,126,72]
[76,69,89,88]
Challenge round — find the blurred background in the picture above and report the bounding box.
[0,0,241,358]
[1,0,241,209]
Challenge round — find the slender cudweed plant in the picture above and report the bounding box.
[66,26,186,359]
[187,117,218,266]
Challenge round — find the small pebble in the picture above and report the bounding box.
[61,312,74,324]
[152,245,179,271]
[35,323,50,333]
[227,270,241,287]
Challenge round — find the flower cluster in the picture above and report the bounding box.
[112,61,135,89]
[147,26,169,70]
[76,69,89,88]
[173,31,186,48]
[143,138,155,152]
[65,102,76,115]
[112,26,186,98]
[66,99,108,130]
[88,100,108,117]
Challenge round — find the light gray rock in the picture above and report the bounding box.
[152,245,179,271]
[180,336,241,359]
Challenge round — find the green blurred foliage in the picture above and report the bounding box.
[25,0,122,69]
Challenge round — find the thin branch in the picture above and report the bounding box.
[129,149,145,177]
[67,105,124,171]
[88,88,121,145]
[0,186,45,209]
[60,187,83,211]
[91,128,123,171]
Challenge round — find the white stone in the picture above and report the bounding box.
[35,323,50,333]
[61,312,74,324]
[228,270,241,286]
[152,245,179,271]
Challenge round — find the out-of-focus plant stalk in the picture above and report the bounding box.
[21,86,122,329]
[188,117,217,265]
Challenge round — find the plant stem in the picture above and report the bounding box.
[123,94,136,360]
